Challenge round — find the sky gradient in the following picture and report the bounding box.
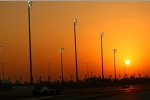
[0,2,150,82]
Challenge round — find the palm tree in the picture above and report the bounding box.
[70,75,73,80]
[20,76,22,81]
[19,76,22,84]
[118,74,121,79]
[85,75,87,79]
[134,74,136,78]
[8,77,10,81]
[125,74,128,78]
[39,76,42,82]
[48,76,50,82]
[139,74,141,78]
[36,80,39,83]
[145,75,148,78]
[109,75,112,79]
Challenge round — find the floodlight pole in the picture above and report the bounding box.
[113,49,117,80]
[86,63,89,78]
[28,1,33,84]
[124,63,126,78]
[59,48,64,82]
[100,32,104,79]
[0,46,3,80]
[48,63,51,82]
[1,63,4,80]
[74,17,79,83]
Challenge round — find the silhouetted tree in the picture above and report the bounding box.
[131,75,134,78]
[118,74,121,79]
[85,75,87,79]
[48,76,50,81]
[70,75,73,80]
[134,74,136,78]
[20,76,22,81]
[24,81,27,84]
[8,77,10,81]
[39,76,42,82]
[109,75,112,79]
[145,75,148,78]
[36,80,39,83]
[91,72,93,78]
[15,80,21,85]
[93,75,96,78]
[98,76,101,79]
[139,74,141,78]
[125,74,128,78]
[59,76,61,82]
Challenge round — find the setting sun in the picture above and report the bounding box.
[125,60,130,65]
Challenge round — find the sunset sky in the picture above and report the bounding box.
[0,1,150,82]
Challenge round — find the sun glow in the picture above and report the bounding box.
[125,60,130,65]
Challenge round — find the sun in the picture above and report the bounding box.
[125,60,130,65]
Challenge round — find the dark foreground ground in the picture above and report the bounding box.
[1,84,150,100]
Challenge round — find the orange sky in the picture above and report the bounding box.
[0,2,150,82]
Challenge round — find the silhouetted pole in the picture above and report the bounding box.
[59,48,64,82]
[124,63,125,78]
[86,63,89,78]
[0,46,2,51]
[91,72,93,78]
[0,45,3,61]
[100,32,104,79]
[113,49,117,79]
[48,63,51,81]
[28,1,33,84]
[0,46,3,60]
[1,63,4,80]
[0,46,4,80]
[74,17,79,83]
